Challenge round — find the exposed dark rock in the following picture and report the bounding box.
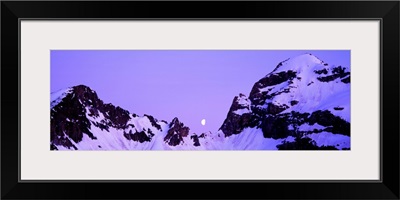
[260,116,294,139]
[290,100,299,106]
[259,111,311,139]
[51,87,96,146]
[266,103,289,114]
[333,107,344,110]
[307,81,314,86]
[131,131,152,143]
[123,130,133,140]
[50,144,58,150]
[219,94,255,137]
[277,137,338,150]
[266,88,292,100]
[308,110,350,136]
[93,121,110,132]
[271,58,290,73]
[87,107,100,118]
[220,113,254,137]
[249,70,297,105]
[51,85,135,149]
[231,94,250,111]
[341,76,350,84]
[144,114,162,131]
[317,74,341,82]
[102,104,131,129]
[317,66,350,83]
[51,85,185,149]
[164,117,190,146]
[147,128,155,138]
[314,69,328,75]
[124,129,153,143]
[332,66,346,74]
[303,128,325,135]
[50,135,77,150]
[190,135,201,147]
[319,146,339,150]
[257,109,348,139]
[71,85,103,107]
[167,135,181,146]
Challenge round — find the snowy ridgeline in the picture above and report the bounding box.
[51,53,350,150]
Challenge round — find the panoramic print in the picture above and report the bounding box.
[50,50,350,150]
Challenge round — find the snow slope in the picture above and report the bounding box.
[50,88,72,108]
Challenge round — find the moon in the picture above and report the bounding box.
[201,119,206,126]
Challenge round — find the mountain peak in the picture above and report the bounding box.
[72,84,94,93]
[165,117,190,146]
[171,117,180,124]
[71,85,97,98]
[219,93,253,137]
[234,93,251,108]
[284,53,324,65]
[51,84,99,109]
[272,53,325,74]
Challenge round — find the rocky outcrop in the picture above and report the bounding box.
[144,114,162,131]
[265,103,289,115]
[164,117,190,146]
[259,109,350,139]
[217,53,351,149]
[316,66,350,83]
[51,85,161,149]
[101,104,131,129]
[308,110,350,136]
[276,137,338,150]
[219,94,257,137]
[123,129,154,143]
[51,85,100,149]
[249,70,297,105]
[190,135,201,146]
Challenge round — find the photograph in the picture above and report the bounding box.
[2,0,398,199]
[50,50,351,150]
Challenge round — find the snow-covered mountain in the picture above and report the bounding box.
[219,53,350,150]
[51,53,350,150]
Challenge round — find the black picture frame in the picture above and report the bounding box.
[1,1,399,199]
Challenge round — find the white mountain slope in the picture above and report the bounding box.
[51,53,350,150]
[265,54,350,121]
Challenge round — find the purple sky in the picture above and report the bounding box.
[51,50,350,134]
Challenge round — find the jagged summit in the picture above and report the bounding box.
[51,85,100,109]
[50,84,195,150]
[170,117,181,125]
[219,93,254,137]
[164,117,190,146]
[248,53,350,117]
